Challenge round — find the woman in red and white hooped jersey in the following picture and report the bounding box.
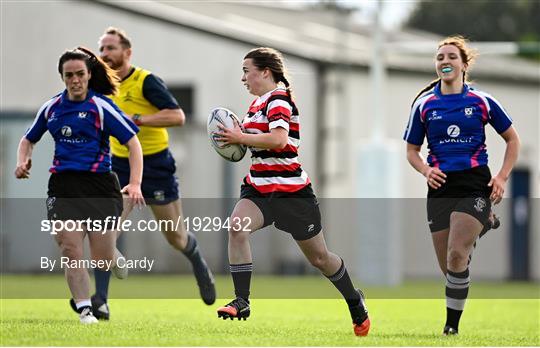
[243,86,308,193]
[215,47,370,336]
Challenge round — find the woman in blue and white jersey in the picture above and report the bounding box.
[15,47,144,324]
[403,36,520,335]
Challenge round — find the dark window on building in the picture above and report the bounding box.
[169,85,194,121]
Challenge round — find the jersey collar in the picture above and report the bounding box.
[61,89,95,103]
[122,66,136,82]
[434,82,470,99]
[256,86,284,103]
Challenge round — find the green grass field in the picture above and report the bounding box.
[1,275,539,346]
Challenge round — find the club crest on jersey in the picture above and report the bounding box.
[78,112,87,119]
[154,190,165,202]
[61,126,72,137]
[447,125,460,138]
[474,197,487,212]
[251,110,264,121]
[464,107,474,117]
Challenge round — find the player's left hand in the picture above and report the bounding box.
[488,175,506,205]
[121,183,145,207]
[215,123,244,146]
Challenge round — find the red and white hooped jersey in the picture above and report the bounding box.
[242,88,310,194]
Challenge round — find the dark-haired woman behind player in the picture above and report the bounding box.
[403,36,520,335]
[215,47,370,336]
[15,47,144,324]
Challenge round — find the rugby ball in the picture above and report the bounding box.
[207,107,247,162]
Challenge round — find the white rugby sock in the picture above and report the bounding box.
[75,299,92,310]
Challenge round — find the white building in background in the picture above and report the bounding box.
[1,1,538,282]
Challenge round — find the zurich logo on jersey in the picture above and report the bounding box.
[447,125,460,138]
[61,126,72,137]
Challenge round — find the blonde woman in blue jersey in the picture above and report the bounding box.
[15,47,144,324]
[85,27,215,319]
[403,36,520,335]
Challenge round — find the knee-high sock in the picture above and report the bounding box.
[230,263,252,300]
[94,269,111,301]
[326,259,361,307]
[181,232,201,263]
[445,268,470,330]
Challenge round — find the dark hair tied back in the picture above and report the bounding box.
[280,75,290,88]
[58,46,119,96]
[76,46,98,68]
[245,47,293,98]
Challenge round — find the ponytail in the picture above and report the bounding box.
[58,46,119,95]
[411,78,440,107]
[280,74,294,99]
[245,47,294,99]
[411,36,476,107]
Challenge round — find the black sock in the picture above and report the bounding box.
[230,263,252,300]
[445,268,470,330]
[182,232,204,266]
[446,307,463,330]
[182,232,198,258]
[326,259,361,308]
[94,269,111,302]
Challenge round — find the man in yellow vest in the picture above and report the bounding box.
[82,27,216,319]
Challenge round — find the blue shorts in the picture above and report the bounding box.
[112,148,179,205]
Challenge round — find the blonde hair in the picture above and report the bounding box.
[102,27,132,49]
[438,35,477,83]
[411,35,478,105]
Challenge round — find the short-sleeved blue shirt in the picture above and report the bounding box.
[403,83,512,172]
[25,89,139,173]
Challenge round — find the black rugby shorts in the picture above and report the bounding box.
[427,165,492,232]
[240,180,322,240]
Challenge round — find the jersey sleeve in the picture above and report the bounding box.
[486,95,513,134]
[403,102,425,145]
[25,99,54,143]
[142,74,180,110]
[99,98,139,145]
[267,97,292,131]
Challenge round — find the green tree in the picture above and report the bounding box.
[407,0,539,58]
